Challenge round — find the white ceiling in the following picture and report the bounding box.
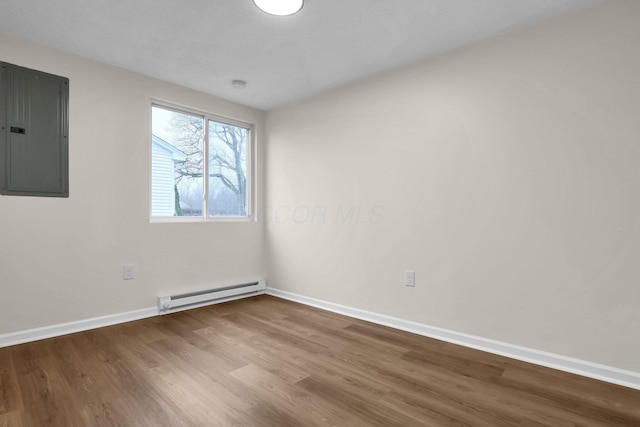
[0,0,600,110]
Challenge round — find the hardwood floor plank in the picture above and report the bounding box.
[1,295,639,426]
[378,390,484,427]
[0,348,22,416]
[331,351,527,426]
[330,341,613,426]
[146,337,255,410]
[402,349,506,382]
[223,312,332,356]
[296,375,423,427]
[70,332,189,425]
[231,363,358,427]
[500,364,640,419]
[17,355,70,426]
[0,411,23,427]
[244,401,313,427]
[492,369,640,425]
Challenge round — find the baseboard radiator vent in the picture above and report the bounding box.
[157,280,266,314]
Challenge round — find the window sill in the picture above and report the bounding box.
[150,216,255,224]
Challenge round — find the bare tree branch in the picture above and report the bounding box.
[166,112,247,215]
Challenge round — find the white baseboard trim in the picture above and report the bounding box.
[0,290,268,349]
[0,307,158,349]
[266,287,640,391]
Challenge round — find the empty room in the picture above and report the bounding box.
[1,0,639,425]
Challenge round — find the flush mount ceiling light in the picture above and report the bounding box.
[232,79,247,89]
[253,0,304,16]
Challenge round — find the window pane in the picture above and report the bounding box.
[151,106,204,217]
[207,120,248,217]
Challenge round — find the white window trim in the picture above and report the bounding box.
[149,100,255,223]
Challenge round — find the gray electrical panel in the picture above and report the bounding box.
[0,62,69,197]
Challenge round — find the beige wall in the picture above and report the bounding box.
[0,33,265,334]
[265,0,640,372]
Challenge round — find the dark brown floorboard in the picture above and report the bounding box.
[0,295,638,426]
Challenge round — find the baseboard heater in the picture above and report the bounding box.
[157,280,266,314]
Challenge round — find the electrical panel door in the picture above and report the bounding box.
[0,62,69,197]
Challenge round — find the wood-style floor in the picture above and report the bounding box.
[0,295,638,426]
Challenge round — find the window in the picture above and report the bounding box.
[151,103,252,221]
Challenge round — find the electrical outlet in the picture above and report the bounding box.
[123,265,135,280]
[405,270,415,287]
